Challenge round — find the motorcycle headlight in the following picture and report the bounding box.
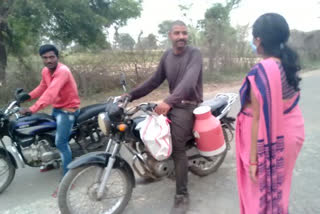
[98,113,110,135]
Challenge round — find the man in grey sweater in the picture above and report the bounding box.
[127,20,203,214]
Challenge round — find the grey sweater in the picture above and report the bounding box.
[130,46,203,106]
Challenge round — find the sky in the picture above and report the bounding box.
[114,0,320,41]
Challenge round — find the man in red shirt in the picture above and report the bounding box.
[20,44,80,177]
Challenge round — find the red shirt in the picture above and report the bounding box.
[29,63,80,113]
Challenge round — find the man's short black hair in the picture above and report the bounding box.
[170,20,187,32]
[39,44,59,57]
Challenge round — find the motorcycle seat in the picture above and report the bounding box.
[77,103,107,124]
[201,96,228,115]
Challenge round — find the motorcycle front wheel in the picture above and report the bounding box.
[0,154,16,193]
[58,165,133,214]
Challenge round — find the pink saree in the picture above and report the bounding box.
[236,58,305,214]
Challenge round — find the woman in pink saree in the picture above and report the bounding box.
[236,13,305,214]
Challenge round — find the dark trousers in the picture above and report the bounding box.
[167,103,197,196]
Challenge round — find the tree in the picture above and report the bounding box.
[158,20,173,39]
[42,0,142,47]
[177,2,202,47]
[199,0,241,73]
[289,30,320,62]
[146,34,158,50]
[136,33,158,50]
[0,0,143,85]
[115,33,135,50]
[0,0,45,85]
[0,0,14,85]
[158,20,173,49]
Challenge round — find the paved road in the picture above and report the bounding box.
[0,70,319,214]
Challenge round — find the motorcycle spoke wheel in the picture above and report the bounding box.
[195,156,220,171]
[61,165,131,214]
[189,127,231,177]
[0,159,10,183]
[0,163,9,176]
[0,155,16,193]
[189,148,228,177]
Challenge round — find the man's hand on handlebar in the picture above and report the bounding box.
[19,107,32,116]
[154,102,171,116]
[119,93,132,102]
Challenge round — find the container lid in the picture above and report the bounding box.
[193,105,211,115]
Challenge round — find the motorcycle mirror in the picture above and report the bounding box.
[120,73,127,86]
[120,73,127,92]
[14,87,30,103]
[19,93,31,103]
[14,88,24,100]
[15,88,24,94]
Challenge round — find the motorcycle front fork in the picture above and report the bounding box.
[96,138,121,200]
[0,138,25,168]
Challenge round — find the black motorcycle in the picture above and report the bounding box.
[57,80,237,214]
[0,89,109,193]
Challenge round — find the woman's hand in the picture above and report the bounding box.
[249,164,258,183]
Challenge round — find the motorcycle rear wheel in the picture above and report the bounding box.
[0,154,16,193]
[189,148,227,177]
[189,128,229,177]
[58,165,133,214]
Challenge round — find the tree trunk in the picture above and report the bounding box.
[0,0,14,86]
[134,63,140,82]
[208,40,214,73]
[0,32,7,86]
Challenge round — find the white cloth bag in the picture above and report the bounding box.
[136,114,172,161]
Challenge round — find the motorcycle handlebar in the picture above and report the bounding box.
[4,101,18,115]
[123,96,130,107]
[124,102,157,117]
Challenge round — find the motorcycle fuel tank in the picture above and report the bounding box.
[10,113,56,137]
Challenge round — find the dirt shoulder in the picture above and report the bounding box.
[129,68,319,104]
[81,68,319,107]
[129,80,242,105]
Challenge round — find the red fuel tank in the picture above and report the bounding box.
[193,106,225,156]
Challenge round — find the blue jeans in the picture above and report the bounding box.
[52,108,80,176]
